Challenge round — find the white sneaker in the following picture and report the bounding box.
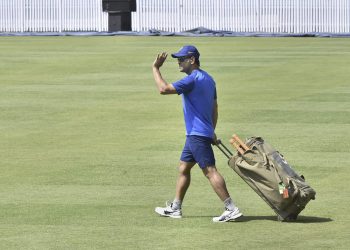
[212,207,243,222]
[155,201,182,219]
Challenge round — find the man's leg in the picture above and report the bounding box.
[155,161,195,218]
[202,166,230,201]
[202,166,243,222]
[175,161,196,202]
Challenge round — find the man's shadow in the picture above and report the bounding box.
[186,215,332,223]
[239,215,332,223]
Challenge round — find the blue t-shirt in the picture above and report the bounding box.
[172,69,217,139]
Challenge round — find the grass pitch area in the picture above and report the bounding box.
[0,36,349,249]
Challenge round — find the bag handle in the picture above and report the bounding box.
[216,139,233,159]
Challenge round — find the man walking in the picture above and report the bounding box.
[152,45,243,222]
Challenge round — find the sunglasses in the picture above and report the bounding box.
[177,56,191,62]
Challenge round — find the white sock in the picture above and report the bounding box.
[172,199,182,210]
[224,197,236,211]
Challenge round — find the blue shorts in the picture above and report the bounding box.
[180,135,216,169]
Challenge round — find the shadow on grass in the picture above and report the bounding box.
[186,215,332,223]
[240,215,333,223]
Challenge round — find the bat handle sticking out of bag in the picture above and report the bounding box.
[230,134,250,155]
[230,138,245,155]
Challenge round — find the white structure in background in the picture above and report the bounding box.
[1,0,350,33]
[0,0,108,32]
[132,0,350,33]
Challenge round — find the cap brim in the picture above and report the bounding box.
[171,52,187,58]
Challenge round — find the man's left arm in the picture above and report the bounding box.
[212,99,218,144]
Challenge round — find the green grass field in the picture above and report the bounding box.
[0,36,349,249]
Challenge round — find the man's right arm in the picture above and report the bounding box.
[152,67,177,95]
[152,52,177,95]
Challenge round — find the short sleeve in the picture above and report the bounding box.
[172,74,195,95]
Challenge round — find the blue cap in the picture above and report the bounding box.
[171,45,200,59]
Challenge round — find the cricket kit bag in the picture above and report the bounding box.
[217,135,316,221]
